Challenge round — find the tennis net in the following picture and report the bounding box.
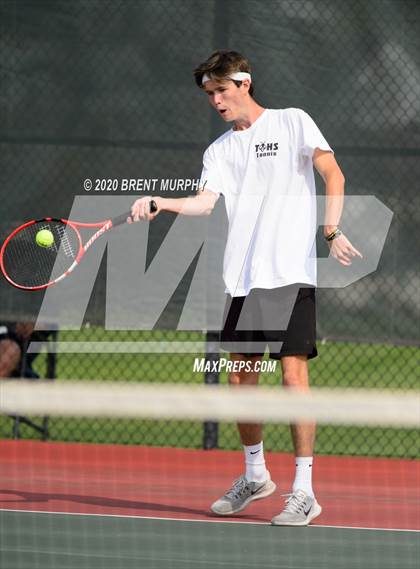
[0,380,419,569]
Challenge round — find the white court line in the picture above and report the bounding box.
[0,508,418,533]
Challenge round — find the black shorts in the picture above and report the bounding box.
[220,284,317,360]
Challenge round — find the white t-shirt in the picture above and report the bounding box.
[200,108,333,297]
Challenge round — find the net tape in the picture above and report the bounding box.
[1,381,418,427]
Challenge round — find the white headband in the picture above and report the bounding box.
[202,72,251,85]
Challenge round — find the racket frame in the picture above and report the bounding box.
[0,203,156,291]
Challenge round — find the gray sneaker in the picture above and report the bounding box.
[271,489,322,526]
[211,472,276,516]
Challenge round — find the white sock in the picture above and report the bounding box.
[292,456,314,497]
[244,442,267,483]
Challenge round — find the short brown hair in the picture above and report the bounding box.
[194,50,254,96]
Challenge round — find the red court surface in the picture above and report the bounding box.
[0,440,418,530]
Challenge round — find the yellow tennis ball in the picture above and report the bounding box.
[36,229,54,248]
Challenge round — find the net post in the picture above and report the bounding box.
[203,330,220,449]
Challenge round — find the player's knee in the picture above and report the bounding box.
[282,370,309,390]
[228,371,241,386]
[227,354,261,386]
[0,339,22,377]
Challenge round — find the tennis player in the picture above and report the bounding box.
[131,50,362,526]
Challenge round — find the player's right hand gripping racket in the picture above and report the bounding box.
[0,201,157,291]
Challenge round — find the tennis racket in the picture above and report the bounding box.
[0,200,157,291]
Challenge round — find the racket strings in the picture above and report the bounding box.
[56,225,76,258]
[2,221,80,288]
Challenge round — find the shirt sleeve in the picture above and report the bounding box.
[199,145,223,196]
[296,109,333,157]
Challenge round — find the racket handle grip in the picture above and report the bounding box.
[112,200,158,227]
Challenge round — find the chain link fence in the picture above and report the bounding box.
[0,1,418,457]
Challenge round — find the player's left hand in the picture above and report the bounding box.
[328,233,363,266]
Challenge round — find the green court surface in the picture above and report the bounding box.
[1,510,418,569]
